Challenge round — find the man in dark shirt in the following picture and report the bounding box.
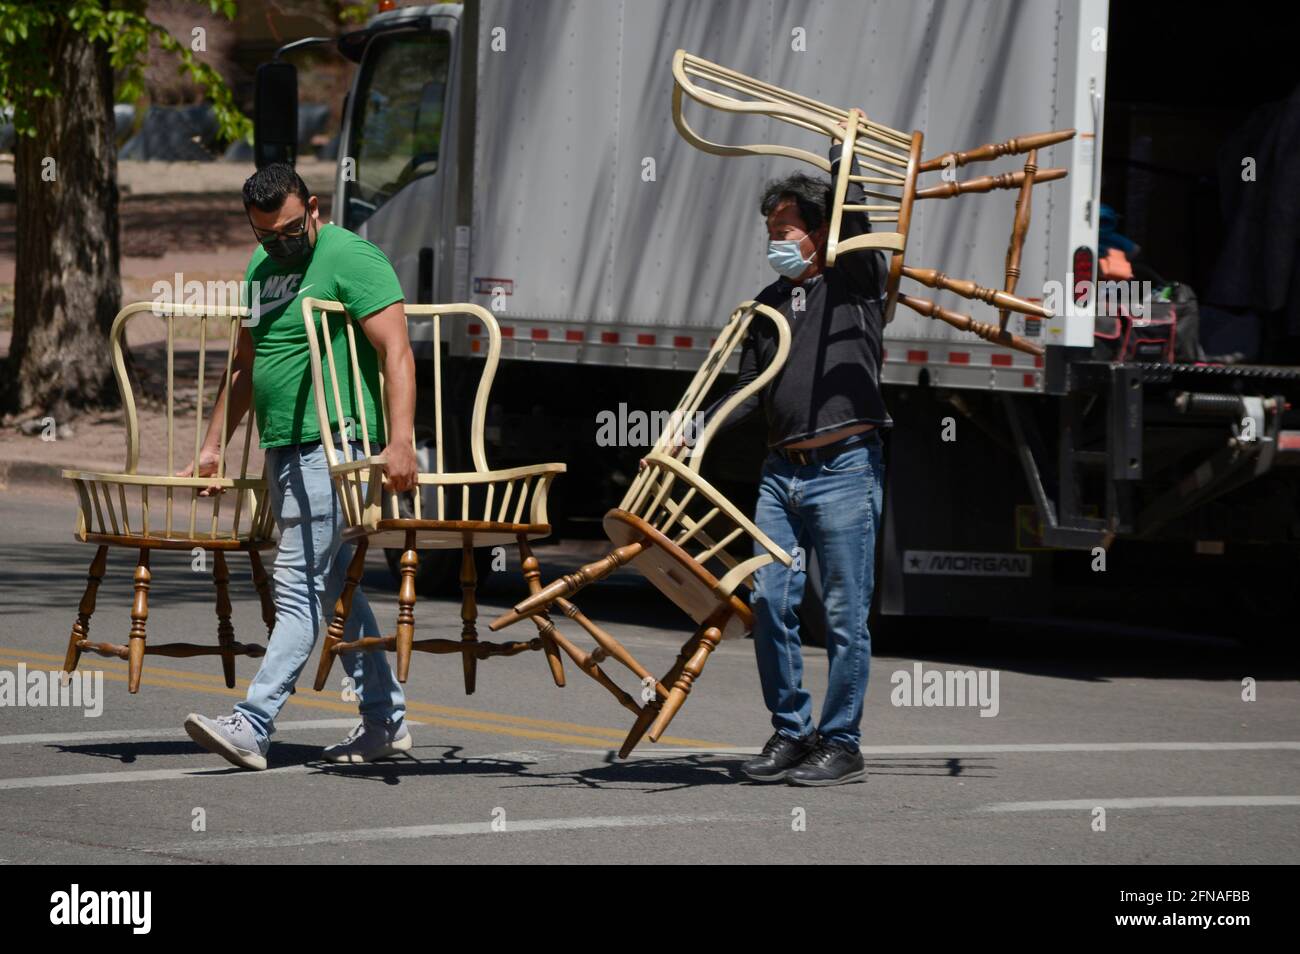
[706,142,888,786]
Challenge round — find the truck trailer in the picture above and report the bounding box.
[255,0,1300,638]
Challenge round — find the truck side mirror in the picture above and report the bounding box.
[254,61,299,168]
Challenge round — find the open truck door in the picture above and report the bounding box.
[253,60,298,169]
[335,20,457,309]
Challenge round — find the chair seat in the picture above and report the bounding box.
[63,470,267,491]
[76,532,275,551]
[347,518,553,550]
[603,509,752,641]
[63,471,273,548]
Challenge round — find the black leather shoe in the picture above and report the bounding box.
[785,738,866,786]
[740,730,819,782]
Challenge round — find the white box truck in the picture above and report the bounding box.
[256,0,1300,635]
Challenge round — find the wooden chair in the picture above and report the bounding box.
[62,301,276,693]
[300,298,569,694]
[490,301,793,757]
[671,49,1076,357]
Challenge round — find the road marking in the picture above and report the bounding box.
[580,741,1300,758]
[0,765,315,790]
[0,719,396,746]
[981,796,1300,812]
[0,649,727,749]
[142,813,764,852]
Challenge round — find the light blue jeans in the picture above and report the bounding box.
[236,438,406,745]
[750,432,885,747]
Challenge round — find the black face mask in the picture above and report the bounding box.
[256,210,314,267]
[262,227,312,267]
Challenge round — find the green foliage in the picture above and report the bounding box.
[338,1,373,26]
[0,0,249,142]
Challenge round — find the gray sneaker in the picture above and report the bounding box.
[323,718,413,764]
[184,711,268,771]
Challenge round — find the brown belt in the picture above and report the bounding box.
[773,431,878,467]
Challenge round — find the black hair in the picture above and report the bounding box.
[242,163,311,212]
[760,172,832,231]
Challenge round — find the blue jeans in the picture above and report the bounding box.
[750,433,885,747]
[236,439,406,745]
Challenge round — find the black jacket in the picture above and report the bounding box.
[702,144,893,447]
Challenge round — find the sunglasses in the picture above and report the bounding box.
[249,208,310,244]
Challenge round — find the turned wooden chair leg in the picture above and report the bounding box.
[518,535,565,687]
[127,548,152,694]
[212,550,237,688]
[618,630,705,759]
[248,549,276,637]
[491,539,646,631]
[556,596,663,693]
[395,530,418,683]
[460,539,479,695]
[64,545,108,678]
[648,613,727,743]
[313,538,368,692]
[540,612,641,716]
[620,705,661,760]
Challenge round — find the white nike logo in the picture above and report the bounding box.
[259,282,313,313]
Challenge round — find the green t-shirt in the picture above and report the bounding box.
[241,223,404,449]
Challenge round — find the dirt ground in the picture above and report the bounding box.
[0,157,337,292]
[0,158,337,472]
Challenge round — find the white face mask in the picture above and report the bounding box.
[767,237,813,278]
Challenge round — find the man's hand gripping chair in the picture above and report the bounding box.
[62,302,276,693]
[301,299,572,695]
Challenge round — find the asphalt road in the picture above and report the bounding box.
[1,484,1297,864]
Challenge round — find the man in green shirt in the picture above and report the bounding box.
[182,164,418,770]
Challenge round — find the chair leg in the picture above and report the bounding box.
[127,548,151,694]
[542,614,641,716]
[248,549,276,637]
[555,596,660,692]
[517,535,565,687]
[459,540,478,695]
[395,530,418,683]
[313,537,367,692]
[618,630,704,759]
[648,614,726,743]
[64,545,108,678]
[620,705,661,760]
[490,539,646,631]
[212,550,237,688]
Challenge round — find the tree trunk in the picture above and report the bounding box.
[8,21,121,419]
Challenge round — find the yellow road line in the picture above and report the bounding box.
[0,648,728,749]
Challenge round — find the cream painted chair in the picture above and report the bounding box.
[672,48,1074,356]
[62,302,276,693]
[300,298,569,695]
[490,301,793,757]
